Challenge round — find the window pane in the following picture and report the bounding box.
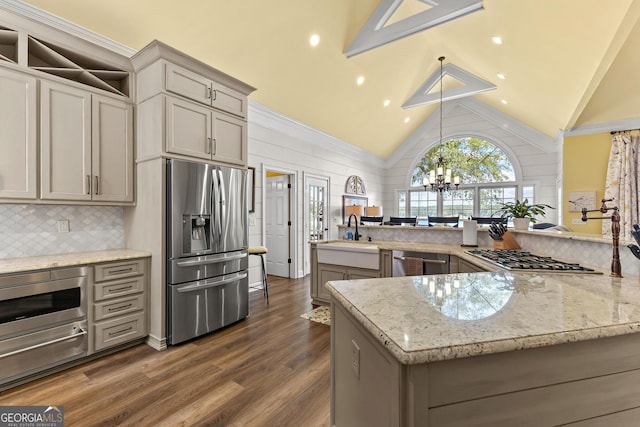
[479,187,517,216]
[411,137,515,186]
[398,191,407,216]
[408,190,437,217]
[442,189,474,219]
[523,185,534,202]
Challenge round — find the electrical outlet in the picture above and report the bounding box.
[57,219,70,233]
[351,340,360,379]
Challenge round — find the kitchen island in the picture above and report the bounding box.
[327,271,640,426]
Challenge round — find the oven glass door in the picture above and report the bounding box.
[0,287,81,324]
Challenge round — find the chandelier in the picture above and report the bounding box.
[423,56,460,193]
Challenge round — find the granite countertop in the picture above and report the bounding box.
[326,271,640,365]
[0,249,151,275]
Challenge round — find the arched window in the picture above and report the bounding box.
[398,137,534,221]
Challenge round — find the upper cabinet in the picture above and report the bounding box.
[0,21,134,205]
[132,40,255,167]
[40,80,134,203]
[166,63,247,118]
[0,68,37,199]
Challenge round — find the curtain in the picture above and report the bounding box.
[603,133,639,241]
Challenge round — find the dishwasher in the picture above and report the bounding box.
[392,250,449,276]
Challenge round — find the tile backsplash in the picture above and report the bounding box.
[0,204,124,259]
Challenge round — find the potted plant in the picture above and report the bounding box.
[499,199,553,230]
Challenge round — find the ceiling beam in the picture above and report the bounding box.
[345,0,483,57]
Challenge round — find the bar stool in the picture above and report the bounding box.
[248,246,269,304]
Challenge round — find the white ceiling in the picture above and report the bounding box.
[20,0,640,158]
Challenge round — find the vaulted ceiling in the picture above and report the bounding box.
[20,0,640,158]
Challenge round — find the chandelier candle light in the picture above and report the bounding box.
[423,56,460,193]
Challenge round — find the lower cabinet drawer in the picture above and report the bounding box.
[93,312,146,352]
[94,259,145,282]
[94,294,145,321]
[94,276,145,301]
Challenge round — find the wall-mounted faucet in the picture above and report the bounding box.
[347,214,361,241]
[581,198,622,277]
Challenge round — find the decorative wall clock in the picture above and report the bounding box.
[345,175,366,195]
[568,191,596,212]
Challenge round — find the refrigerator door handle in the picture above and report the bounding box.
[175,252,247,267]
[176,272,248,293]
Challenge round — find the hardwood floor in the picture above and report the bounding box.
[0,276,331,426]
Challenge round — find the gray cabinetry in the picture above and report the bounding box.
[166,62,247,118]
[90,258,148,353]
[449,255,486,273]
[310,238,381,305]
[133,41,255,167]
[40,80,134,203]
[312,262,380,305]
[0,68,37,200]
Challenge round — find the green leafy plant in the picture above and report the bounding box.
[499,199,553,223]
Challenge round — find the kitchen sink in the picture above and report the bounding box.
[316,241,380,269]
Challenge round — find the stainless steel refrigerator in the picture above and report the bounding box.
[166,158,248,345]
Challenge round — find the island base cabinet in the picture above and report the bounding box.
[332,300,640,426]
[419,332,640,426]
[331,303,403,427]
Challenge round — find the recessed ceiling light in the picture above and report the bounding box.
[492,36,503,45]
[497,73,505,80]
[501,99,508,105]
[309,34,320,47]
[404,117,410,123]
[383,99,390,107]
[356,76,365,86]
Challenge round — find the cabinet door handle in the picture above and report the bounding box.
[86,175,91,195]
[212,89,217,101]
[207,87,212,99]
[206,137,212,154]
[94,176,99,195]
[212,138,217,155]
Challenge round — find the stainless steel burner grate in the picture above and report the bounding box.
[467,249,601,273]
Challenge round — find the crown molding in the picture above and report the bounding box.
[248,102,386,169]
[0,0,136,57]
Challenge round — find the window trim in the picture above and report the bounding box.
[398,134,537,218]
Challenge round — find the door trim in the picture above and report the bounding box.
[262,164,299,278]
[303,172,330,276]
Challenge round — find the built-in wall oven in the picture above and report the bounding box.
[0,266,88,389]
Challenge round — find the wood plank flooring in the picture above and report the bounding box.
[0,276,331,426]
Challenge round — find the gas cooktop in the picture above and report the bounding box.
[467,249,602,274]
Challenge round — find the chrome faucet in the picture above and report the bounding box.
[347,214,361,241]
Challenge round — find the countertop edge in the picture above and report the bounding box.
[327,281,640,365]
[0,249,152,275]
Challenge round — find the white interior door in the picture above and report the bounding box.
[265,174,290,277]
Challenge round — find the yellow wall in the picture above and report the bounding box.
[563,133,611,234]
